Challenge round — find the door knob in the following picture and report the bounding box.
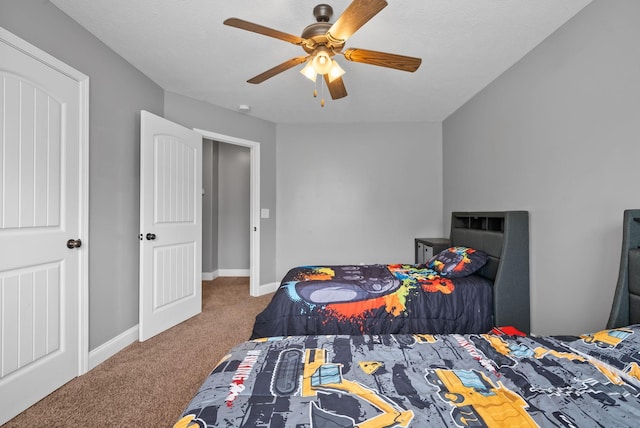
[146,233,157,240]
[67,239,82,249]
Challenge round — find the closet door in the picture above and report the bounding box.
[0,28,88,425]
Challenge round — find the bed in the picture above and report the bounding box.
[175,325,640,427]
[251,211,530,339]
[608,209,640,329]
[175,210,640,427]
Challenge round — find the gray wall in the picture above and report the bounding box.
[276,122,443,279]
[443,0,640,335]
[164,92,278,284]
[202,140,251,273]
[0,0,165,350]
[218,144,251,270]
[202,140,219,273]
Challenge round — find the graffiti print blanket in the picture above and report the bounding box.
[251,264,493,339]
[176,325,640,427]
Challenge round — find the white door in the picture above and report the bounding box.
[139,111,202,341]
[0,29,88,424]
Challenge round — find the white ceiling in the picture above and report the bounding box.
[49,0,592,124]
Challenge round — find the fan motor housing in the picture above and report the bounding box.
[300,4,345,54]
[313,4,333,22]
[301,23,332,52]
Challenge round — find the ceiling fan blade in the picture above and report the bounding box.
[224,18,306,45]
[324,74,348,100]
[343,48,422,72]
[247,56,309,84]
[327,0,388,44]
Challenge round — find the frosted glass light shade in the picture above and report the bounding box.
[300,61,317,82]
[327,60,345,82]
[312,51,332,75]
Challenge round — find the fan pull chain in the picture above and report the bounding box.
[310,77,325,107]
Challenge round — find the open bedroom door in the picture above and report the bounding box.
[139,111,202,341]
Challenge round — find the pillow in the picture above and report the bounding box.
[426,246,488,278]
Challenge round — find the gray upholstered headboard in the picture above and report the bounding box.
[607,209,640,328]
[449,211,530,334]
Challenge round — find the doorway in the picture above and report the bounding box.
[202,141,250,276]
[195,129,261,296]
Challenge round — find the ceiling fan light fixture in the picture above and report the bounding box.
[300,61,317,82]
[311,48,332,75]
[225,1,421,105]
[327,60,345,83]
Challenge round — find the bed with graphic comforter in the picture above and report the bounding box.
[175,325,640,427]
[252,211,531,338]
[251,262,494,339]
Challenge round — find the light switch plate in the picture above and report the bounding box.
[261,208,270,219]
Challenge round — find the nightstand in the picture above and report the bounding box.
[415,238,450,264]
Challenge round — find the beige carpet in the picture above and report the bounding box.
[4,277,273,427]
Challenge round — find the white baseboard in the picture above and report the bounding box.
[202,271,218,281]
[257,281,279,295]
[218,268,250,276]
[88,325,138,371]
[203,269,250,279]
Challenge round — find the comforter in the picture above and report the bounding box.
[176,325,640,427]
[251,264,493,339]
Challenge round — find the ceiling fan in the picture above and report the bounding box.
[223,0,422,104]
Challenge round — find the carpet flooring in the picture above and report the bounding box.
[3,277,273,427]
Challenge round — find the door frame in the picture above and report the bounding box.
[0,27,90,374]
[194,129,261,296]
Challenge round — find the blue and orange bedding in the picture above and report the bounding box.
[251,264,493,339]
